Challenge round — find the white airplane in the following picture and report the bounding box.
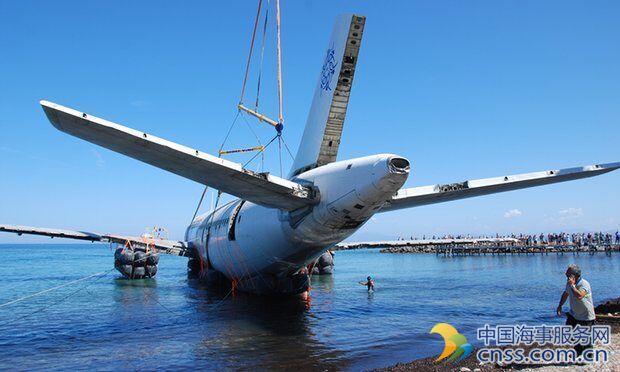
[2,14,619,295]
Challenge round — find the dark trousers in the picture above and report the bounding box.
[566,313,594,357]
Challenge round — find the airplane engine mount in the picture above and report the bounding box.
[114,247,160,279]
[310,251,334,275]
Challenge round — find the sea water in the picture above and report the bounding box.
[0,245,618,370]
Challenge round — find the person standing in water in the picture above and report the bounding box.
[359,276,374,292]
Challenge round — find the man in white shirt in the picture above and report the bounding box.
[556,264,596,356]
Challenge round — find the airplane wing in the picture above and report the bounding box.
[381,162,620,212]
[0,224,194,257]
[40,101,316,211]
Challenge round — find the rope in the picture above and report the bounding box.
[188,0,289,282]
[0,266,233,327]
[190,111,241,225]
[255,0,270,110]
[0,268,114,328]
[275,0,284,125]
[218,111,241,154]
[243,134,278,168]
[278,135,283,177]
[240,111,263,147]
[240,113,265,172]
[142,282,235,318]
[143,287,181,316]
[190,187,209,225]
[280,134,295,161]
[239,0,263,105]
[0,269,113,309]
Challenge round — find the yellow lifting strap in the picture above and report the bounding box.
[219,145,265,156]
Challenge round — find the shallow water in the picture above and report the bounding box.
[0,245,618,370]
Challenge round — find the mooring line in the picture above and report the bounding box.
[0,269,114,309]
[0,268,114,328]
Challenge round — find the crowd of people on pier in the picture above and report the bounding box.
[397,231,620,246]
[517,232,620,247]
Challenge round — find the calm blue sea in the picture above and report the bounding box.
[0,245,618,370]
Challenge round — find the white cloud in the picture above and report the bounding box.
[504,209,523,218]
[91,149,105,168]
[130,100,149,108]
[543,207,584,227]
[558,207,583,219]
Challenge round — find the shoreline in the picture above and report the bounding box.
[377,311,620,372]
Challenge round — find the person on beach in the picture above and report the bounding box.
[556,264,595,356]
[359,276,374,292]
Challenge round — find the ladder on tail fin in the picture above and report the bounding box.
[290,15,366,177]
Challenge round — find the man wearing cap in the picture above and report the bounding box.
[556,264,596,357]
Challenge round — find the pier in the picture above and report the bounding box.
[336,239,620,256]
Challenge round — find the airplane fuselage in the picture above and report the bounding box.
[185,154,410,294]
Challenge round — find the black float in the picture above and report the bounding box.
[114,246,160,279]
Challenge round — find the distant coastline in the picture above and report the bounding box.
[336,241,620,254]
[338,231,620,255]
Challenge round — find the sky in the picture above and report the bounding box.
[1,0,619,243]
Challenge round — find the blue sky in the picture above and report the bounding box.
[1,0,619,243]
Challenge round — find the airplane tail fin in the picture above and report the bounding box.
[289,14,365,177]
